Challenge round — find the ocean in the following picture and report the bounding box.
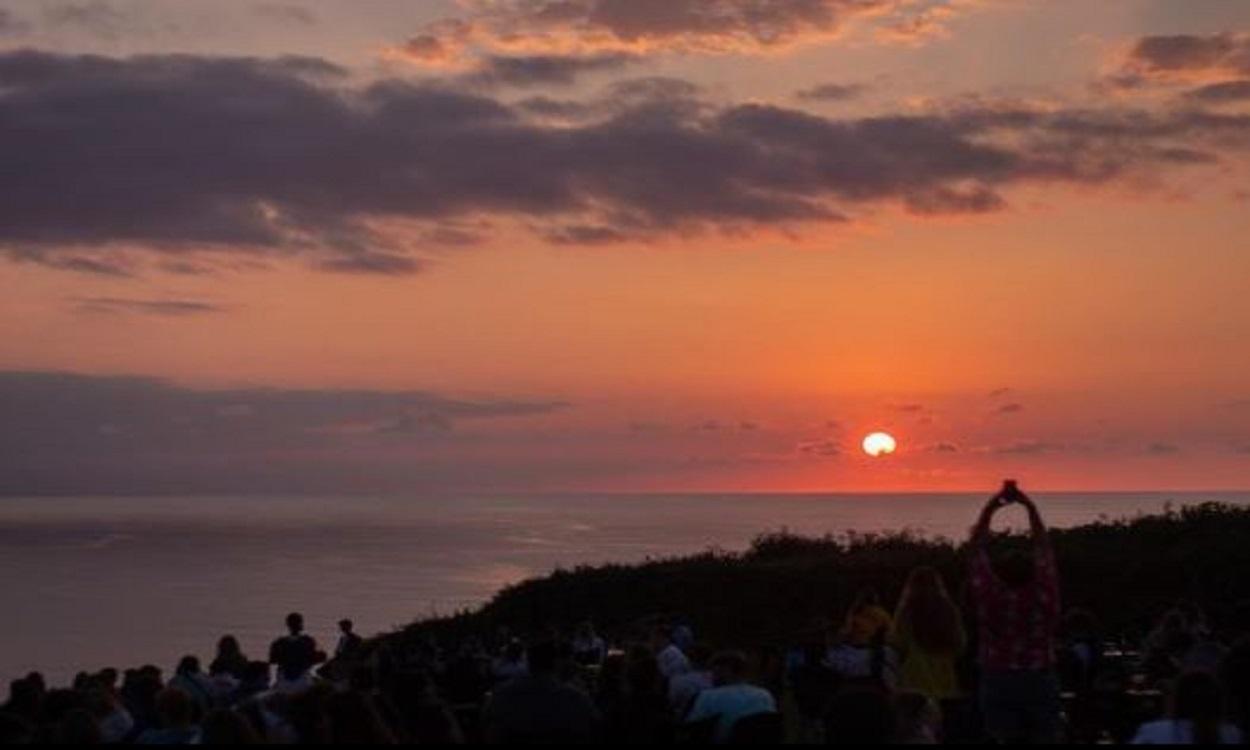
[2,491,1246,682]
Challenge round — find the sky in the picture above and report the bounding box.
[1,0,1248,494]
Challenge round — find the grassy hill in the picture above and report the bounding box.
[385,502,1250,649]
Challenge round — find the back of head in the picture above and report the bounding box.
[339,618,353,633]
[286,612,304,634]
[1173,670,1225,745]
[176,655,200,675]
[897,567,963,653]
[217,635,241,657]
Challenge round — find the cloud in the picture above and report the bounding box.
[995,402,1024,414]
[797,438,841,457]
[465,53,641,88]
[0,371,568,493]
[795,82,867,101]
[394,0,974,63]
[2,50,1248,274]
[927,442,960,453]
[1109,32,1250,91]
[1145,441,1180,455]
[73,297,227,316]
[1185,80,1250,103]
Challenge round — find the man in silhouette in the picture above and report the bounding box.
[482,639,599,743]
[335,618,364,661]
[268,612,324,693]
[969,481,1062,743]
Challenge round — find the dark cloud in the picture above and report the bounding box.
[927,442,959,453]
[795,82,867,101]
[2,50,1248,274]
[988,387,1012,397]
[0,371,568,493]
[467,53,640,88]
[996,402,1024,414]
[1145,441,1180,455]
[797,438,841,457]
[1127,33,1250,78]
[1185,79,1250,102]
[398,0,976,61]
[73,297,226,316]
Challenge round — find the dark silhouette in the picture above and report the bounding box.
[969,480,1062,743]
[481,640,600,743]
[208,635,249,680]
[268,612,325,691]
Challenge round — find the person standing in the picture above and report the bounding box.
[968,481,1062,743]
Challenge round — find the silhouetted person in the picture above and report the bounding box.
[668,642,714,717]
[651,624,690,680]
[482,639,600,743]
[1132,670,1243,744]
[209,635,249,680]
[969,481,1062,743]
[268,612,325,693]
[891,566,966,704]
[602,645,673,743]
[335,618,365,661]
[169,655,215,715]
[684,650,776,742]
[572,621,606,666]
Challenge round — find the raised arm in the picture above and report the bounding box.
[971,490,1007,547]
[1016,492,1048,545]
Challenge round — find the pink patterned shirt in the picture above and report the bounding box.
[969,542,1060,671]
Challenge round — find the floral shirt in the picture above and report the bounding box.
[969,541,1060,671]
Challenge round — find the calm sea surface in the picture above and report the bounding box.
[2,491,1247,682]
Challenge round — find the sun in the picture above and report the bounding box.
[862,432,897,457]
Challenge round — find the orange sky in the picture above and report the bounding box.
[0,0,1247,493]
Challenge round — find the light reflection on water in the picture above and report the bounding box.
[0,491,1246,682]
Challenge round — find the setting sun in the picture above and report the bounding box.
[862,432,898,457]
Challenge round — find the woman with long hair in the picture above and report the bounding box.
[890,567,967,704]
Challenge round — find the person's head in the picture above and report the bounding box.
[1171,670,1226,745]
[176,655,201,676]
[155,687,196,729]
[895,566,964,654]
[285,612,304,635]
[200,708,262,744]
[709,651,749,687]
[893,691,942,744]
[339,618,353,635]
[994,548,1037,590]
[217,635,241,658]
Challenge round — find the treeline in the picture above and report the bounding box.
[384,502,1250,649]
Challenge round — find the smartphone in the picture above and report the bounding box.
[1002,479,1020,502]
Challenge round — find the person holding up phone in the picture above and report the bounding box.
[968,481,1062,743]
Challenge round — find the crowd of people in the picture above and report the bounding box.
[4,483,1250,744]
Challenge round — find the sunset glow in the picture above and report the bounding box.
[0,1,1247,495]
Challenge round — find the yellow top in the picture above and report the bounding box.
[889,618,966,700]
